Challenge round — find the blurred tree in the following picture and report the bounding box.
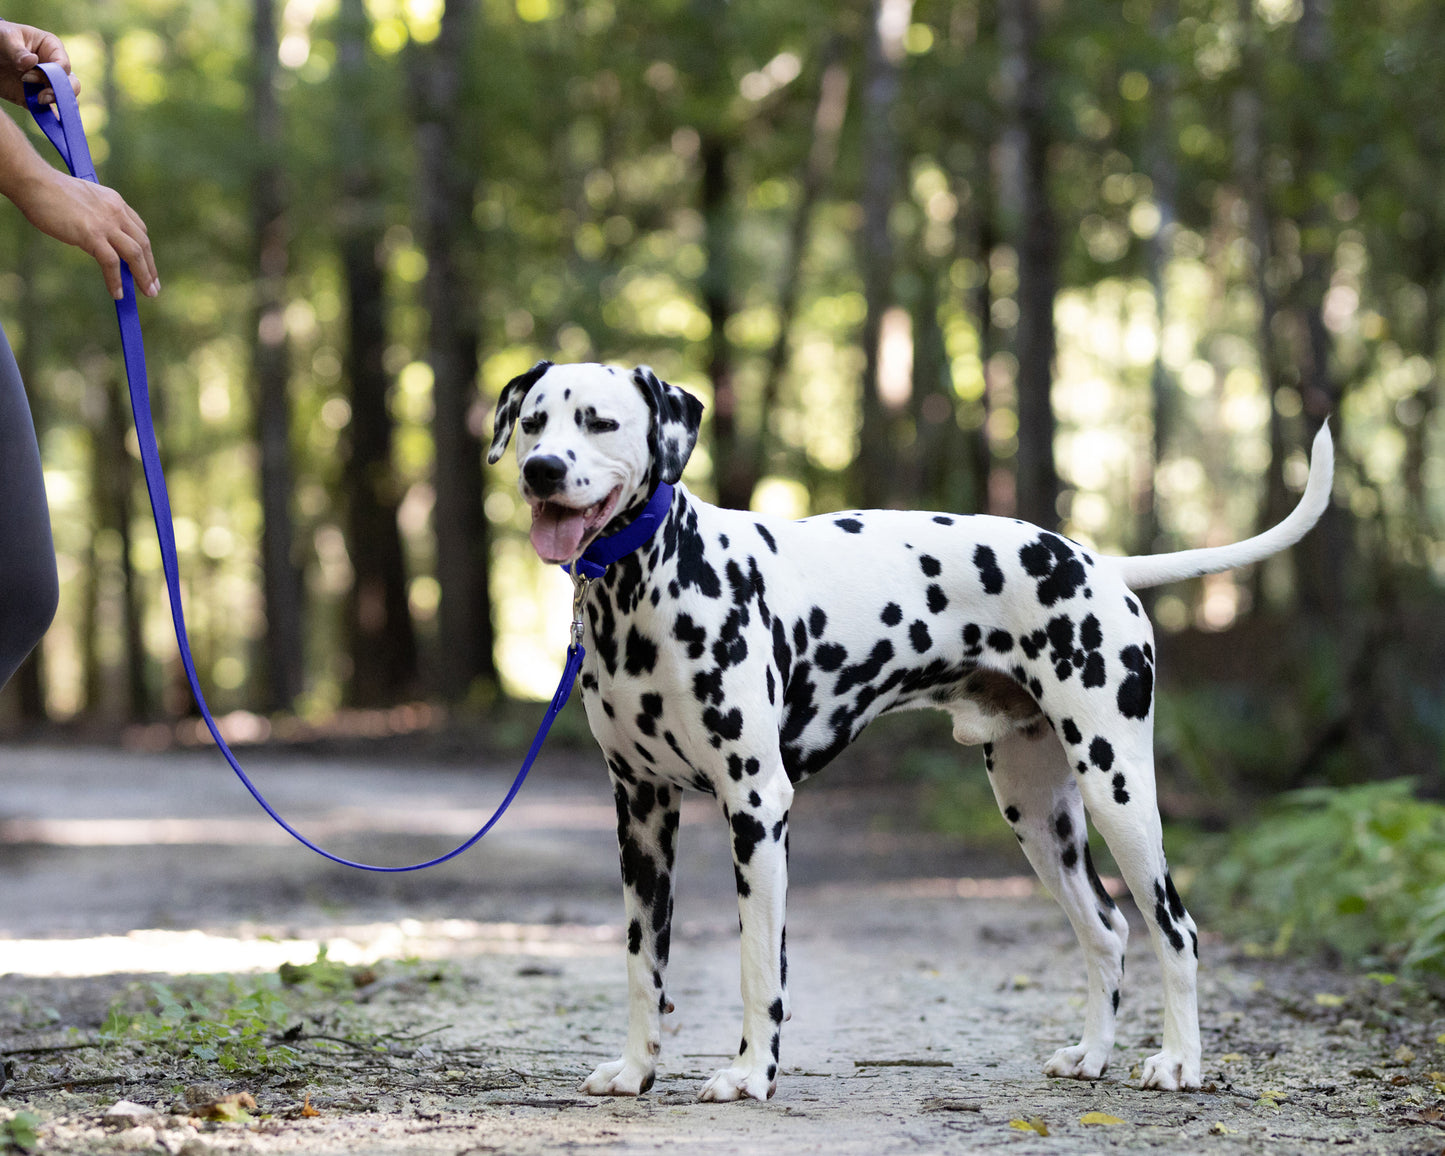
[249,0,305,712]
[336,0,417,705]
[415,0,495,702]
[1000,0,1060,529]
[855,0,910,510]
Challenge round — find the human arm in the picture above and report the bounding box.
[0,21,159,299]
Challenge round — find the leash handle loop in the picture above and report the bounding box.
[25,62,583,872]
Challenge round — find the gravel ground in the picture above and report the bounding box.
[1,743,1443,1155]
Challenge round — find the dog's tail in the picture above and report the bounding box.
[1112,423,1334,591]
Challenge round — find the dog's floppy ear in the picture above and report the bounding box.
[487,360,553,464]
[632,366,704,485]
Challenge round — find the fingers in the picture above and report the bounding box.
[92,195,160,301]
[1,24,77,105]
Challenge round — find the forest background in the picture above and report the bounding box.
[0,0,1441,831]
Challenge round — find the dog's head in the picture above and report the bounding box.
[487,361,704,565]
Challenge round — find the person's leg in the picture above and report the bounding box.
[0,322,59,690]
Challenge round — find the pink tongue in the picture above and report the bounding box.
[530,503,588,562]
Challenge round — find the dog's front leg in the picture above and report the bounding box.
[700,770,793,1102]
[581,771,681,1097]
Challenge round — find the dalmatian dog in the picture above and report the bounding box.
[488,359,1334,1102]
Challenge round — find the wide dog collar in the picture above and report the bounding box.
[564,482,675,581]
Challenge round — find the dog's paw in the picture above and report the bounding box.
[1140,1051,1201,1091]
[1043,1043,1110,1080]
[579,1057,656,1096]
[698,1063,776,1102]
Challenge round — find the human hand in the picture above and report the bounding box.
[0,21,80,107]
[13,166,160,299]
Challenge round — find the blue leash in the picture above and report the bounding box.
[22,62,603,872]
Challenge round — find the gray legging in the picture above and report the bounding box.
[0,322,59,689]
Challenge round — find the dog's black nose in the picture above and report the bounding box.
[523,454,569,497]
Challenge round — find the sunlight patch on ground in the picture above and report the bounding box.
[0,918,623,977]
[0,799,713,847]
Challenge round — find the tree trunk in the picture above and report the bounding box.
[1002,0,1060,529]
[700,128,747,509]
[337,0,417,706]
[415,0,494,702]
[745,51,850,508]
[855,0,912,510]
[250,0,305,711]
[1290,0,1350,623]
[1140,0,1178,559]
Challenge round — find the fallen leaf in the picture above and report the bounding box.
[1010,975,1034,990]
[192,1093,257,1123]
[1210,1122,1238,1135]
[1008,1117,1049,1136]
[1314,993,1345,1007]
[1218,1053,1245,1063]
[1366,972,1397,985]
[1079,1111,1127,1126]
[1396,1046,1417,1065]
[300,1094,319,1119]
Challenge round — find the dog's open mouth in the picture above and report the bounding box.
[528,487,623,564]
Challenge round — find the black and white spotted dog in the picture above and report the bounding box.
[488,359,1333,1102]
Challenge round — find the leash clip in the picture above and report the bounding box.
[570,573,592,650]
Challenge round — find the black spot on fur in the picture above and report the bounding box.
[673,614,707,660]
[1019,532,1087,606]
[1054,813,1073,840]
[909,621,932,653]
[1085,844,1117,909]
[732,812,767,865]
[1004,805,1021,823]
[926,585,948,614]
[809,607,827,638]
[834,518,863,533]
[1061,718,1082,746]
[881,602,903,626]
[769,998,784,1024]
[704,707,744,744]
[1089,736,1115,771]
[920,554,942,578]
[815,642,847,672]
[1153,880,1186,952]
[756,523,778,553]
[1117,644,1155,719]
[1112,773,1130,805]
[933,515,954,525]
[1062,844,1078,869]
[974,545,1005,594]
[624,627,659,676]
[628,919,642,954]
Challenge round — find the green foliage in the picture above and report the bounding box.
[1192,780,1445,973]
[0,1113,39,1154]
[101,976,301,1074]
[277,943,373,994]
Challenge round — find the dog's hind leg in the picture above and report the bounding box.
[1068,732,1201,1091]
[983,728,1130,1082]
[580,768,681,1097]
[699,766,794,1102]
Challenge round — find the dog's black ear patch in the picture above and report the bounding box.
[486,359,553,464]
[632,366,704,485]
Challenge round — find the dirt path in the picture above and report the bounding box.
[1,744,1443,1154]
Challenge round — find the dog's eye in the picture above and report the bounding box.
[520,413,546,436]
[587,417,620,434]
